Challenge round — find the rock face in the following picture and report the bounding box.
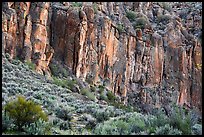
[2,2,54,76]
[2,2,202,112]
[2,2,17,59]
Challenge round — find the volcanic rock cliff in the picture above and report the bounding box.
[2,2,202,112]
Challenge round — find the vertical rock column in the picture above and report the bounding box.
[2,2,18,59]
[83,6,99,84]
[22,14,32,61]
[50,4,68,61]
[30,2,54,75]
[123,35,136,103]
[191,40,202,111]
[75,10,88,80]
[150,32,164,85]
[133,29,145,83]
[65,9,81,73]
[14,2,31,58]
[176,46,188,106]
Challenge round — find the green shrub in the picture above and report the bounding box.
[55,106,74,121]
[12,58,21,65]
[99,92,108,101]
[52,77,67,88]
[145,109,170,134]
[126,113,146,133]
[86,74,94,84]
[50,63,68,78]
[105,93,134,112]
[52,77,76,90]
[110,102,123,109]
[84,103,100,114]
[90,85,96,92]
[192,124,202,135]
[81,88,96,101]
[67,79,77,89]
[133,17,148,29]
[4,96,48,131]
[93,3,98,14]
[158,2,172,12]
[82,114,97,129]
[94,122,118,135]
[107,91,116,102]
[80,88,89,95]
[86,91,96,101]
[22,119,51,135]
[2,110,15,132]
[59,121,70,130]
[169,106,192,135]
[154,124,182,135]
[98,85,105,93]
[157,15,171,23]
[105,106,117,117]
[94,112,147,135]
[72,2,82,7]
[154,108,170,127]
[50,64,58,77]
[25,61,36,70]
[94,109,111,122]
[126,10,136,22]
[111,120,129,135]
[117,24,125,33]
[52,117,71,131]
[5,53,11,59]
[115,104,134,112]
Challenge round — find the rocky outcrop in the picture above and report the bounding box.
[2,2,202,112]
[2,2,54,76]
